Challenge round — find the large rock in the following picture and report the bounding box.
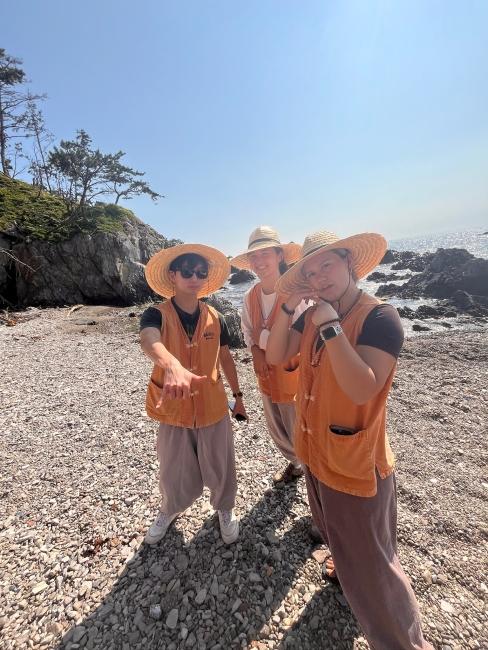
[229,269,255,285]
[4,218,180,307]
[377,248,488,300]
[205,294,244,348]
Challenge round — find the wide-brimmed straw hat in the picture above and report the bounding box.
[230,226,302,270]
[276,230,387,295]
[145,243,231,298]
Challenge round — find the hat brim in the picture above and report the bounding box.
[230,242,302,271]
[276,233,387,295]
[145,243,231,298]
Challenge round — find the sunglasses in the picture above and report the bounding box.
[178,267,209,280]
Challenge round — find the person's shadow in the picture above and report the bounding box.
[57,481,361,649]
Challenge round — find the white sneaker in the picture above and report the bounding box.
[218,509,239,545]
[144,511,179,545]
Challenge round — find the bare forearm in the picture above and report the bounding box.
[325,336,379,404]
[220,349,241,394]
[266,310,293,364]
[140,329,181,371]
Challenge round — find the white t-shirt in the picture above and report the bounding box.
[241,286,309,350]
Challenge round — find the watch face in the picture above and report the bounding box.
[320,323,342,341]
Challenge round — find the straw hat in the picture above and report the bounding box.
[230,226,302,270]
[276,230,387,295]
[145,243,231,298]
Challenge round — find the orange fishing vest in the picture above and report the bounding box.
[248,284,299,404]
[295,292,396,497]
[145,300,228,428]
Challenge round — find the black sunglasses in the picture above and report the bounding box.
[178,267,208,280]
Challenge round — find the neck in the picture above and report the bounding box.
[172,293,199,314]
[260,274,279,294]
[331,284,361,318]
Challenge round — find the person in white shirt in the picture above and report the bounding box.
[231,226,308,484]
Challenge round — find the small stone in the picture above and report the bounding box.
[195,588,207,605]
[149,604,162,620]
[166,608,179,629]
[440,600,456,614]
[310,615,320,630]
[335,593,348,608]
[32,582,49,595]
[311,548,328,564]
[124,496,137,505]
[422,569,433,585]
[266,531,279,545]
[72,626,86,643]
[249,572,262,582]
[231,598,242,613]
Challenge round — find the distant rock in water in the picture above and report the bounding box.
[229,269,255,285]
[367,271,412,282]
[379,250,396,264]
[0,216,181,307]
[379,248,488,320]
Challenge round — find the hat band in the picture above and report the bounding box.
[248,236,282,250]
[303,241,337,257]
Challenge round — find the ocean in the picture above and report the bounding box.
[216,229,488,336]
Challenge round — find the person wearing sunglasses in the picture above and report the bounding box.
[140,244,247,545]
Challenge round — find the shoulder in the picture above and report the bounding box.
[357,303,404,358]
[140,306,163,331]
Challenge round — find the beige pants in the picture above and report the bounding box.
[261,393,300,466]
[157,415,237,516]
[305,467,434,650]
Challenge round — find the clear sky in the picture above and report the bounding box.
[3,1,488,254]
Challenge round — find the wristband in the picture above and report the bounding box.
[317,318,340,328]
[281,303,295,316]
[233,391,243,398]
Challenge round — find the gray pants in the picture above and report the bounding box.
[261,393,300,466]
[157,415,237,517]
[305,467,434,650]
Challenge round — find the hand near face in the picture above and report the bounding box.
[311,301,339,327]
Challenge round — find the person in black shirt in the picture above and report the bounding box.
[140,245,247,546]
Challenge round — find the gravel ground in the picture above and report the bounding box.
[1,306,487,650]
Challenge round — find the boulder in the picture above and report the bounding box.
[390,251,434,272]
[229,269,255,285]
[379,249,396,264]
[205,295,245,348]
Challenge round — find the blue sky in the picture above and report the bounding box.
[3,1,488,254]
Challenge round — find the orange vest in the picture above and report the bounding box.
[248,284,299,404]
[295,292,396,497]
[145,300,228,428]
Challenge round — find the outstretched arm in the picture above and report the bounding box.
[140,327,207,401]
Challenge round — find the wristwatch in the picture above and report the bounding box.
[319,322,343,342]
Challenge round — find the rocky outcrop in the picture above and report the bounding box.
[205,294,245,348]
[378,248,488,320]
[366,270,412,282]
[0,217,181,307]
[377,248,488,301]
[229,269,255,285]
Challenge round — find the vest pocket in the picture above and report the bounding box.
[326,427,374,481]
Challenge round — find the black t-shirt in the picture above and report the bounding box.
[140,299,231,347]
[292,303,404,358]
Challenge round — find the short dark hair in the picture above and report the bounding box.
[169,253,209,272]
